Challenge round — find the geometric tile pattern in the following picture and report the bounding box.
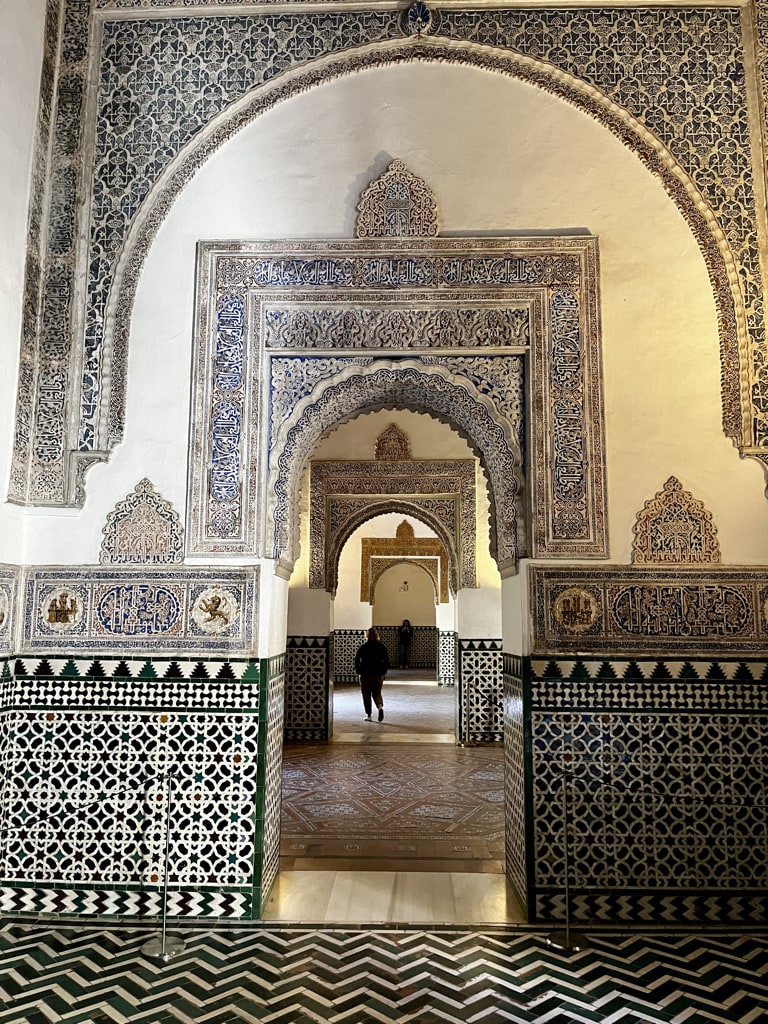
[0,657,269,919]
[527,655,768,924]
[20,566,260,654]
[0,925,765,1024]
[530,565,768,655]
[375,626,437,671]
[255,655,285,916]
[503,653,528,915]
[331,629,366,684]
[281,741,503,845]
[438,630,458,687]
[458,639,503,744]
[284,636,329,741]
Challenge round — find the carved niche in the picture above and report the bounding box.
[100,478,184,565]
[632,476,720,565]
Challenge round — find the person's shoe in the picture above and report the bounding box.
[378,707,384,722]
[364,715,372,721]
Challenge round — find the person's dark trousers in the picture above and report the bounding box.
[360,674,384,716]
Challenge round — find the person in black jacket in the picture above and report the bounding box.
[354,626,390,722]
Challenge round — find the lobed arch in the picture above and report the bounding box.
[271,360,524,577]
[104,32,749,477]
[324,498,460,598]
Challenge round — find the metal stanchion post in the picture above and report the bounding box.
[142,770,185,961]
[547,767,588,953]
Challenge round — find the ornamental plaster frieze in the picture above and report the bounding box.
[190,236,605,570]
[323,496,462,595]
[14,7,764,510]
[268,357,524,573]
[310,458,475,592]
[530,566,768,656]
[18,565,260,656]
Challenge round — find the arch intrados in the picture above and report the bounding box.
[273,361,522,571]
[327,500,459,597]
[107,35,747,449]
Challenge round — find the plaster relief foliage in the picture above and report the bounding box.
[375,424,411,460]
[325,496,460,596]
[13,5,764,512]
[355,159,439,238]
[191,236,605,573]
[100,478,184,565]
[531,567,768,656]
[632,476,721,565]
[311,456,475,593]
[362,522,448,603]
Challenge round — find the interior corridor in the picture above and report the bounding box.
[264,672,526,925]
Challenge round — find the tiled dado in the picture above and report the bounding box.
[458,639,503,744]
[0,654,284,921]
[284,636,329,741]
[524,655,768,925]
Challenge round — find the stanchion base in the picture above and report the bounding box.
[546,929,589,953]
[142,934,186,961]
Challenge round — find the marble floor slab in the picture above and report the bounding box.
[262,869,526,925]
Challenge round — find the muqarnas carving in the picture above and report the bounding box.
[101,479,184,565]
[356,160,439,239]
[361,521,448,603]
[632,476,720,565]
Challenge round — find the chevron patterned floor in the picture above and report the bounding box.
[0,924,765,1023]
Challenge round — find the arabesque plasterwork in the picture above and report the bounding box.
[190,235,605,574]
[325,496,460,596]
[100,478,184,565]
[632,476,721,565]
[356,159,439,238]
[361,521,448,603]
[531,566,768,656]
[310,457,475,593]
[13,7,766,508]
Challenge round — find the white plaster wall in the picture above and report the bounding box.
[334,512,441,630]
[18,60,768,565]
[0,0,47,559]
[372,564,436,627]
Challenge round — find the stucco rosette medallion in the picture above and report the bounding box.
[41,588,84,633]
[552,587,601,634]
[191,587,239,634]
